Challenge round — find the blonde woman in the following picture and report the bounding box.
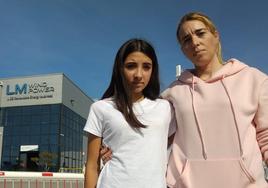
[163,12,268,188]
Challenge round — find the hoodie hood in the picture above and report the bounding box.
[178,58,248,84]
[176,58,247,160]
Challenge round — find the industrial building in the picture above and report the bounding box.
[0,73,93,172]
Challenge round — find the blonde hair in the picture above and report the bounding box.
[177,12,223,64]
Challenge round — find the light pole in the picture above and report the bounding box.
[59,133,64,172]
[0,81,4,167]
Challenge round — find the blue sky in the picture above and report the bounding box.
[0,0,268,99]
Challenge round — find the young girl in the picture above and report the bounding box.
[83,38,175,188]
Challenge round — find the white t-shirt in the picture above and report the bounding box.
[84,97,175,188]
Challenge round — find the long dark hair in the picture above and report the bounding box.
[102,38,160,128]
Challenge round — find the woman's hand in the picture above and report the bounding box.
[100,146,112,164]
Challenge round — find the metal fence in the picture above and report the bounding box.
[0,171,84,188]
[1,168,268,188]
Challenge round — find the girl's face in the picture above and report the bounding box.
[123,51,153,101]
[179,20,220,68]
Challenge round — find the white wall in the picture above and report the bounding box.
[62,75,93,119]
[0,74,63,107]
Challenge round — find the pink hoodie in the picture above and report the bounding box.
[162,59,268,188]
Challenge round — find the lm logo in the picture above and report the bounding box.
[6,84,27,95]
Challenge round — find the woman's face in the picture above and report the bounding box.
[179,20,220,67]
[123,51,153,100]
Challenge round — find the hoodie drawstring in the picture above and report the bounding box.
[220,76,244,157]
[189,75,243,159]
[189,77,208,160]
